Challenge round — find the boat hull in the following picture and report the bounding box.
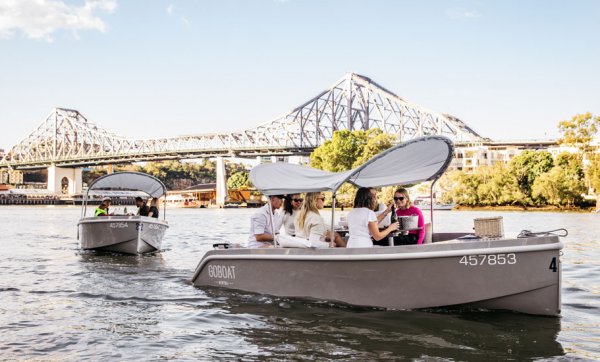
[78,216,168,254]
[191,236,562,316]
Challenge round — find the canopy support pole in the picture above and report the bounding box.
[330,193,336,248]
[267,197,279,247]
[429,178,439,238]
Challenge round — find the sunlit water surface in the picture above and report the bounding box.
[0,206,598,360]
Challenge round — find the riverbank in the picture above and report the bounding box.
[454,205,598,213]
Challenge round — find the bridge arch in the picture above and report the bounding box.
[47,166,82,195]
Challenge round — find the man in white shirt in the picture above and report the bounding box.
[247,195,285,248]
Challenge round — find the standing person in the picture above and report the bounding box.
[135,196,150,216]
[95,197,113,217]
[393,188,425,245]
[282,194,302,236]
[148,198,159,218]
[295,192,346,247]
[347,187,398,248]
[247,195,285,248]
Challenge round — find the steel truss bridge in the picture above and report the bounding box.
[0,73,484,170]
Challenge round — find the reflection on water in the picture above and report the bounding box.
[210,289,564,360]
[0,206,598,360]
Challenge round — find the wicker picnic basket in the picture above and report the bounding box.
[473,216,504,238]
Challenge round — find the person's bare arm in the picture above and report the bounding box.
[375,204,393,223]
[255,233,274,242]
[368,221,398,241]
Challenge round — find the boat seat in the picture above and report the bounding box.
[424,223,432,244]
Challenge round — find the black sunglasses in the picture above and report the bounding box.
[293,198,303,202]
[394,196,405,201]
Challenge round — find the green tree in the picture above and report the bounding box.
[227,171,252,190]
[588,154,600,195]
[558,112,600,155]
[532,166,586,207]
[451,172,482,206]
[509,150,554,203]
[353,129,395,167]
[311,130,368,172]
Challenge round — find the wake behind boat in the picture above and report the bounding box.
[77,172,169,254]
[191,136,564,316]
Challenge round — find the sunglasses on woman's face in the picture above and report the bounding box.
[293,198,303,202]
[394,196,405,201]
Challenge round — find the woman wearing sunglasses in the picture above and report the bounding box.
[295,192,346,247]
[393,188,425,245]
[282,194,303,236]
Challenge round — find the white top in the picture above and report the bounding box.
[247,204,283,248]
[282,209,298,236]
[347,207,377,248]
[295,211,327,243]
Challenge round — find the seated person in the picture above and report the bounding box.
[294,192,346,247]
[392,188,425,245]
[346,187,398,248]
[148,198,159,218]
[282,194,302,236]
[247,195,284,248]
[135,196,150,216]
[95,197,113,217]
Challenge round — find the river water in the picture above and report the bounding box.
[0,206,598,360]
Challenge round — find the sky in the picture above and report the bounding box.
[1,0,599,150]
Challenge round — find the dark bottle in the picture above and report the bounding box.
[390,204,397,224]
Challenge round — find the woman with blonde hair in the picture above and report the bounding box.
[295,192,346,247]
[393,188,424,245]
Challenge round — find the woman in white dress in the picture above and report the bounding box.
[282,194,302,236]
[347,187,399,248]
[295,192,346,247]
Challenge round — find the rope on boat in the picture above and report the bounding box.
[517,228,568,238]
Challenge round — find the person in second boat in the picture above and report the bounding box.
[247,195,285,248]
[347,187,399,248]
[135,196,150,216]
[148,198,159,218]
[294,192,346,247]
[95,197,113,217]
[393,188,425,245]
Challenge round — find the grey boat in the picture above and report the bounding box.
[191,136,563,316]
[78,172,169,254]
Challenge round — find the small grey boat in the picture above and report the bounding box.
[191,136,563,316]
[78,172,169,254]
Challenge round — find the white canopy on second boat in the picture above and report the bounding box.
[86,172,167,198]
[250,136,454,195]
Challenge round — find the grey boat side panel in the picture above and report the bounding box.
[79,216,168,254]
[192,237,561,316]
[468,284,560,316]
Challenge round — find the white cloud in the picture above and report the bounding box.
[166,4,173,15]
[446,9,481,19]
[181,16,190,29]
[0,0,117,42]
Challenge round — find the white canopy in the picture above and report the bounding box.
[250,136,454,195]
[86,172,167,198]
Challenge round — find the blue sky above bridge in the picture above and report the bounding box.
[0,0,599,149]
